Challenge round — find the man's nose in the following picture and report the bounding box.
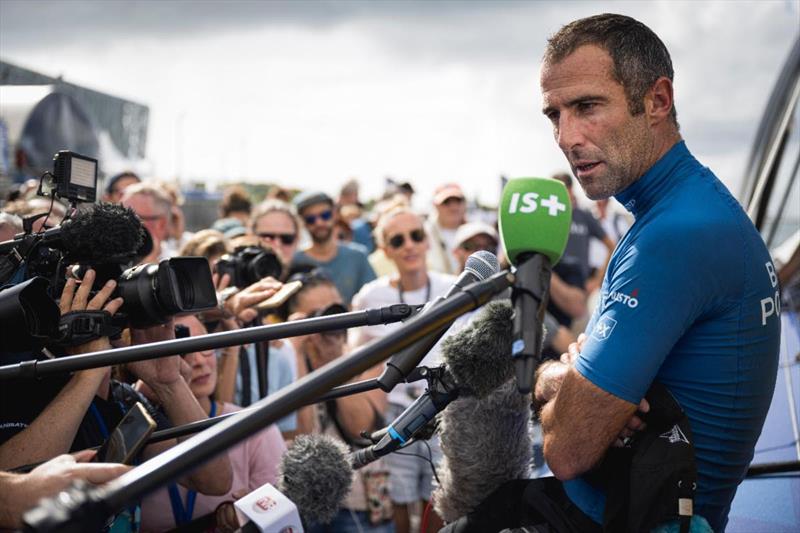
[557,113,585,152]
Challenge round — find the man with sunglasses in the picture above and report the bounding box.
[292,190,376,306]
[121,182,173,264]
[351,206,454,533]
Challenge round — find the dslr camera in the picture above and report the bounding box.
[215,245,283,288]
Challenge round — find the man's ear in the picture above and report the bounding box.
[646,76,674,127]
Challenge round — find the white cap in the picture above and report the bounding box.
[454,221,499,248]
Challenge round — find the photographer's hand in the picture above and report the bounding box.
[60,269,124,355]
[224,277,282,323]
[128,320,182,389]
[0,271,122,469]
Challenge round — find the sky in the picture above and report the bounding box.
[0,0,798,207]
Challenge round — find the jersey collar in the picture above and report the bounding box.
[615,140,691,219]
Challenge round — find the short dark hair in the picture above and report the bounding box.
[220,185,252,217]
[544,13,678,126]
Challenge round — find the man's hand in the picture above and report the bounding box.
[225,277,282,323]
[534,361,569,404]
[560,333,586,366]
[128,319,183,393]
[612,397,650,448]
[59,269,124,356]
[1,451,130,529]
[534,333,587,404]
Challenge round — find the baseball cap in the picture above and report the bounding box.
[211,217,246,239]
[293,190,334,213]
[454,221,499,248]
[433,183,465,205]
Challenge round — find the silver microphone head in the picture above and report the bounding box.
[464,250,500,280]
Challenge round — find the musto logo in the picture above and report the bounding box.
[253,496,277,513]
[607,288,639,309]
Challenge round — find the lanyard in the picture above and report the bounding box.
[397,277,431,304]
[168,401,217,525]
[89,402,110,439]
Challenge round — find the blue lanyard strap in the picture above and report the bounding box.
[168,484,197,525]
[167,401,217,525]
[89,402,109,439]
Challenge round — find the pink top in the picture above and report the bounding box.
[140,402,286,532]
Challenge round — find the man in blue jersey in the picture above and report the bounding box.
[527,13,781,533]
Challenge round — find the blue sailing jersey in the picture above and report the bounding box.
[564,141,781,532]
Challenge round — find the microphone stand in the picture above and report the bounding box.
[148,363,435,445]
[511,254,552,393]
[0,304,416,380]
[147,376,386,444]
[22,270,514,533]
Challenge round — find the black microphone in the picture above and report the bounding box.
[498,178,571,393]
[352,300,515,470]
[376,251,499,392]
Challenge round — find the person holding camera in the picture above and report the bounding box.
[179,230,298,433]
[0,269,233,529]
[139,314,286,532]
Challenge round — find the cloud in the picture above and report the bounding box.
[0,0,797,204]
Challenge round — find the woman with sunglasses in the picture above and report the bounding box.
[140,314,286,532]
[350,206,454,533]
[284,274,394,533]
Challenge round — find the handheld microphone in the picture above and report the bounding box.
[236,434,353,531]
[498,177,571,393]
[376,251,499,392]
[352,300,514,470]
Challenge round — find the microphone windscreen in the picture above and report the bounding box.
[498,177,572,266]
[278,434,353,526]
[433,379,533,522]
[59,203,145,263]
[441,300,515,398]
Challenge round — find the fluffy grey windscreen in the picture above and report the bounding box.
[277,434,353,526]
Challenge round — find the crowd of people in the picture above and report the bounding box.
[0,12,788,533]
[0,161,623,531]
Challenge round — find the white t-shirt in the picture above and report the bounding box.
[350,271,456,407]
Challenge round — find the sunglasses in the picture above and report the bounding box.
[257,232,297,245]
[303,210,333,225]
[460,239,497,253]
[311,303,348,339]
[442,196,465,206]
[387,229,426,249]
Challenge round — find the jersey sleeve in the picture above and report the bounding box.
[575,227,707,404]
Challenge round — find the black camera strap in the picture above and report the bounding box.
[54,310,123,349]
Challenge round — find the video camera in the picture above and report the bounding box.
[0,151,217,353]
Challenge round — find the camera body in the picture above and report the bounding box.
[215,245,282,288]
[0,151,217,353]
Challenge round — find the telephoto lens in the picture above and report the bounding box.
[114,257,217,328]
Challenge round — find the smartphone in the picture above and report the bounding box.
[256,280,303,311]
[94,402,156,464]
